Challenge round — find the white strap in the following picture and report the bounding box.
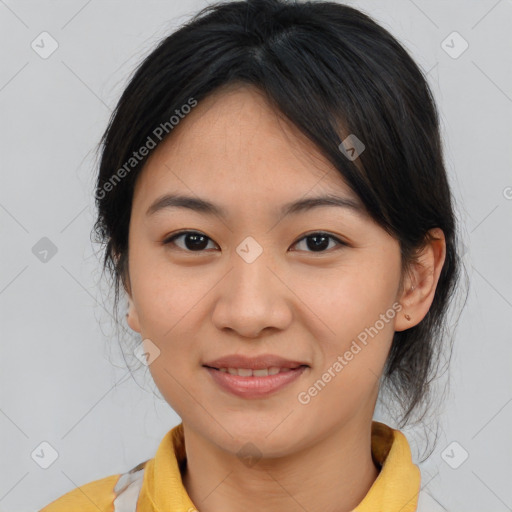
[113,465,146,512]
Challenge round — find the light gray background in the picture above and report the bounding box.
[1,0,511,510]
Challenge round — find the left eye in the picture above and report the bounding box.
[163,231,346,253]
[291,232,347,253]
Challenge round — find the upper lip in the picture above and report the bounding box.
[203,354,309,370]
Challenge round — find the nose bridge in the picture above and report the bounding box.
[230,234,276,303]
[211,234,291,337]
[221,222,275,284]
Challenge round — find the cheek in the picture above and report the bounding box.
[296,253,400,392]
[298,293,396,423]
[129,258,207,415]
[128,246,210,338]
[295,254,399,340]
[128,246,212,395]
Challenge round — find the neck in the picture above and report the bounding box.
[181,421,380,512]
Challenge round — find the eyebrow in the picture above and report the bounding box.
[146,193,366,219]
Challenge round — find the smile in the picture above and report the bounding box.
[204,365,308,399]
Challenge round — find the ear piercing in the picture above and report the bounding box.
[403,285,415,321]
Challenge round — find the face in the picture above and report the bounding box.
[125,84,406,457]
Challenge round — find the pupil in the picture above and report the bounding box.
[186,233,208,251]
[308,234,328,251]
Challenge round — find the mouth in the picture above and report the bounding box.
[203,364,309,399]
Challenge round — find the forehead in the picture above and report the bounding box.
[133,84,362,213]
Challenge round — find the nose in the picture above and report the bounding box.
[211,247,293,339]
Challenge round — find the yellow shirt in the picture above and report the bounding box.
[40,420,422,511]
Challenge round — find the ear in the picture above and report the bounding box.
[395,228,446,332]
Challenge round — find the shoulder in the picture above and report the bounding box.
[39,473,122,511]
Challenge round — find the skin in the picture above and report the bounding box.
[125,83,446,512]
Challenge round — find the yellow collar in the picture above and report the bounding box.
[137,421,421,511]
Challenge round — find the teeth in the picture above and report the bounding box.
[217,366,299,376]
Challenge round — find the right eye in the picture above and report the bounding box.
[162,231,219,252]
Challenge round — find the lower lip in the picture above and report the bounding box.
[204,366,308,399]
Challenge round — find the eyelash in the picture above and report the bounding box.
[162,230,348,254]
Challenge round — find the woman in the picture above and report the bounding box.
[41,0,463,510]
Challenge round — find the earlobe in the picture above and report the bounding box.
[395,228,446,332]
[119,263,141,333]
[395,280,418,332]
[126,295,141,333]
